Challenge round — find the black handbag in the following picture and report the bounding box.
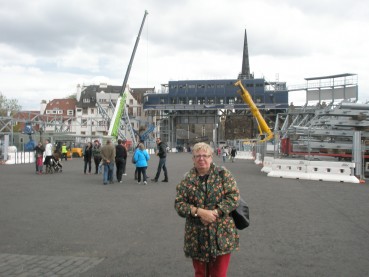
[231,197,250,230]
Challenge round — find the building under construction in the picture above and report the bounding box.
[144,29,289,148]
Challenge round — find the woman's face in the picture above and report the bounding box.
[192,149,213,172]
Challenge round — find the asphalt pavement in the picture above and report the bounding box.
[0,153,369,277]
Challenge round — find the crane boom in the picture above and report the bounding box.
[108,10,148,140]
[234,80,273,142]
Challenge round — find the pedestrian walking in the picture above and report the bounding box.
[230,147,237,163]
[34,141,45,174]
[121,139,128,176]
[151,138,168,182]
[61,142,68,161]
[222,146,229,163]
[174,142,240,277]
[100,139,116,185]
[83,142,92,174]
[43,139,53,172]
[92,140,102,174]
[133,143,150,185]
[115,139,127,183]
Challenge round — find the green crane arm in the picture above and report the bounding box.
[109,10,148,139]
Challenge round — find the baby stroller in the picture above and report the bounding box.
[46,153,63,174]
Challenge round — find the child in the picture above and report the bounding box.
[37,154,43,174]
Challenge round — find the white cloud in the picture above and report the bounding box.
[0,0,368,109]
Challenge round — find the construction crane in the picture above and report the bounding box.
[108,10,149,146]
[234,80,273,142]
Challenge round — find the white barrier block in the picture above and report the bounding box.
[268,159,309,179]
[235,151,254,160]
[5,153,16,164]
[261,157,274,173]
[306,161,359,183]
[255,153,262,165]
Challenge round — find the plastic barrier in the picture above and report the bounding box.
[267,159,359,183]
[267,159,309,179]
[235,151,254,160]
[261,157,274,173]
[306,161,358,183]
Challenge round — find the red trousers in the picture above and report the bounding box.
[192,254,231,277]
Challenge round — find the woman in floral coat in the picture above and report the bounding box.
[175,142,240,277]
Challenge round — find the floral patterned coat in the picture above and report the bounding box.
[174,163,240,262]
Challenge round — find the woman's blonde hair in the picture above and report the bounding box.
[192,142,213,155]
[138,143,145,150]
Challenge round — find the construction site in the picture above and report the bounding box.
[0,11,367,183]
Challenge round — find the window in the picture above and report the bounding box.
[208,97,215,104]
[130,99,134,105]
[67,110,74,116]
[137,107,142,116]
[217,98,224,104]
[82,119,87,126]
[128,107,133,116]
[82,108,88,114]
[90,108,94,114]
[197,97,205,105]
[255,96,263,103]
[227,97,235,105]
[83,98,90,103]
[46,110,61,115]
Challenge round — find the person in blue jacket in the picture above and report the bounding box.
[133,143,150,185]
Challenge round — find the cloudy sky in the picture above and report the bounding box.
[0,0,368,110]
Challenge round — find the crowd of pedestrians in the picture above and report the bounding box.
[80,137,169,186]
[34,138,238,182]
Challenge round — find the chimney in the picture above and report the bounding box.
[76,84,82,101]
[40,100,47,115]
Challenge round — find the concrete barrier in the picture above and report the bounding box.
[261,156,274,173]
[267,158,359,183]
[236,151,254,160]
[306,161,359,183]
[267,159,309,179]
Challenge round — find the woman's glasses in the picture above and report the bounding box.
[193,154,212,160]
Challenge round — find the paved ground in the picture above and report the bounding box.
[0,153,369,277]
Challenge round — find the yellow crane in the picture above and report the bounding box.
[234,80,273,142]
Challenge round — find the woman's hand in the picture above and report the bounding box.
[198,208,218,225]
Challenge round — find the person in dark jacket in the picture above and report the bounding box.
[34,141,45,174]
[83,142,93,174]
[230,147,237,163]
[151,137,168,182]
[115,139,127,183]
[92,140,102,174]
